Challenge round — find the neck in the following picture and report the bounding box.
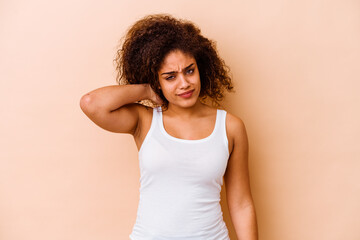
[165,100,205,118]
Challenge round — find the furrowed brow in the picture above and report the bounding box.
[184,63,194,70]
[161,63,194,75]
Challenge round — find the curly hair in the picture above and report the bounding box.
[114,14,234,110]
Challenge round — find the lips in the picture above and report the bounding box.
[178,89,194,98]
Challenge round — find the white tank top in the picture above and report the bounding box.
[129,106,230,240]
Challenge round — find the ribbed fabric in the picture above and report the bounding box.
[129,106,230,240]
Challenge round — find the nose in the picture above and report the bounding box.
[178,73,190,89]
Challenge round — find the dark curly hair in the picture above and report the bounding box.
[114,14,234,110]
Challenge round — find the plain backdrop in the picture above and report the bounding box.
[1,0,359,239]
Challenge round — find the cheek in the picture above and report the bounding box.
[192,73,201,87]
[160,83,175,98]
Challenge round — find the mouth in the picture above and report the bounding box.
[177,89,195,98]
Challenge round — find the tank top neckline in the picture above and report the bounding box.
[157,106,220,143]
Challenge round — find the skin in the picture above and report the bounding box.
[80,49,258,239]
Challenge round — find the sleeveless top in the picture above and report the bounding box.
[129,106,230,240]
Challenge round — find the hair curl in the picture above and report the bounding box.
[114,14,234,110]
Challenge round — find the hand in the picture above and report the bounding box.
[146,84,164,105]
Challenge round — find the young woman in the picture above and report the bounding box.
[80,14,258,240]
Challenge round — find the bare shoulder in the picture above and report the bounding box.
[225,111,248,154]
[226,112,246,133]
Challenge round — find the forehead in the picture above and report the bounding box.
[159,50,196,71]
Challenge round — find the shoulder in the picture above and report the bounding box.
[224,111,248,154]
[225,111,246,134]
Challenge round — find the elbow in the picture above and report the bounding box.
[80,94,95,114]
[227,197,256,212]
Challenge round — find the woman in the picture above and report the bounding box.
[80,14,258,240]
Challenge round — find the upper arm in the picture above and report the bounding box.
[224,114,254,210]
[80,96,146,135]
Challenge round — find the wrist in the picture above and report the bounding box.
[142,84,152,100]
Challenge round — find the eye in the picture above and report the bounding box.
[186,69,194,74]
[166,75,175,80]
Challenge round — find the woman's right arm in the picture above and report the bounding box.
[79,84,161,135]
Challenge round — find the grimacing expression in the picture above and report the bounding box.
[157,50,201,108]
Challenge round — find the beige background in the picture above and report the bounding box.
[1,0,359,239]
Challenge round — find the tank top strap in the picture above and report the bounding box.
[153,106,161,117]
[214,109,229,150]
[150,106,162,131]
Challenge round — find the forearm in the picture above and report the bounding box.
[80,84,150,113]
[230,205,258,240]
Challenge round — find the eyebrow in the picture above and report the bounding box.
[161,63,194,75]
